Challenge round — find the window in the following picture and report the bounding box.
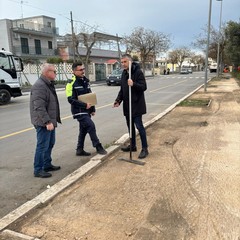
[0,53,11,69]
[20,37,29,54]
[111,69,123,75]
[47,22,52,28]
[0,53,16,79]
[48,41,53,49]
[34,39,42,55]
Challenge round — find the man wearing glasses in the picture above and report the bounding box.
[66,62,107,156]
[30,63,61,178]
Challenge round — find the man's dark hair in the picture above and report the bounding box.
[72,62,83,71]
[121,54,132,61]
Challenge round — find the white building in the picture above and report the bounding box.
[0,15,58,61]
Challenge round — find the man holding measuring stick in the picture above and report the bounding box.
[113,54,149,159]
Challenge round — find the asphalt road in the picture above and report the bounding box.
[0,72,212,218]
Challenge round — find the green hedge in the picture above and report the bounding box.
[232,71,240,80]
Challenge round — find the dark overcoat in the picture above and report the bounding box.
[115,62,147,117]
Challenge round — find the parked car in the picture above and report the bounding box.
[106,68,123,86]
[180,68,189,74]
[187,68,192,74]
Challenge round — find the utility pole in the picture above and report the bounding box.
[116,34,121,61]
[20,0,28,18]
[152,45,156,77]
[70,11,76,62]
[216,0,223,77]
[204,0,212,92]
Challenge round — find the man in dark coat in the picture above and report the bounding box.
[30,63,61,178]
[113,54,149,159]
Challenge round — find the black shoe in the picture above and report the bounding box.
[76,149,91,156]
[138,148,149,159]
[121,145,137,152]
[44,165,61,172]
[96,143,107,155]
[34,171,52,178]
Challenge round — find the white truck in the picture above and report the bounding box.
[209,62,217,73]
[0,49,23,105]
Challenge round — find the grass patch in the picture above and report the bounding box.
[178,99,211,107]
[211,76,222,81]
[104,143,112,149]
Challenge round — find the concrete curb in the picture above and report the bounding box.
[0,160,102,231]
[0,82,206,236]
[1,229,40,240]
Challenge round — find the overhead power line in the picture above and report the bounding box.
[6,0,107,34]
[7,0,69,20]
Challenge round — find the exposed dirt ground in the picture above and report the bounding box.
[2,78,240,240]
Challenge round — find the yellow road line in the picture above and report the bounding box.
[150,79,188,93]
[0,103,113,140]
[0,127,34,140]
[96,103,113,109]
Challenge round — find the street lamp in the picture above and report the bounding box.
[70,11,76,62]
[204,0,212,92]
[216,0,223,77]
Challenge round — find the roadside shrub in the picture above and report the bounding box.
[232,66,240,80]
[233,72,240,80]
[47,57,64,64]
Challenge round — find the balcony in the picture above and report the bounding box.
[12,21,59,37]
[12,45,57,58]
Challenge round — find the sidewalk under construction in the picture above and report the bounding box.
[0,77,239,240]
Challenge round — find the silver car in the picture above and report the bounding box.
[180,68,189,74]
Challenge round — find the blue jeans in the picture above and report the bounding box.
[34,126,55,174]
[125,115,148,149]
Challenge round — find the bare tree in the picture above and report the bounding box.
[190,53,205,71]
[123,27,170,73]
[75,32,97,77]
[63,24,122,78]
[167,50,178,72]
[168,47,191,72]
[75,25,122,78]
[193,24,226,61]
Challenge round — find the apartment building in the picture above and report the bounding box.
[0,15,58,61]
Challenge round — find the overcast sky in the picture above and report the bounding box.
[1,0,240,51]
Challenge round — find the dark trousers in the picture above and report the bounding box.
[34,126,55,174]
[77,115,100,149]
[125,115,148,149]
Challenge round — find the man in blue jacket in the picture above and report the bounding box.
[113,54,149,159]
[30,63,61,178]
[66,62,107,156]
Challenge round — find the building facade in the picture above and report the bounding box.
[0,15,58,61]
